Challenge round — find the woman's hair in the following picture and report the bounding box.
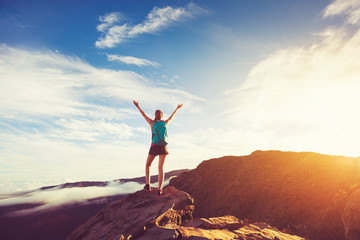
[155,110,163,121]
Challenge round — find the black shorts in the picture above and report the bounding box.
[149,145,169,156]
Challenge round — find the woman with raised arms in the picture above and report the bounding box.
[133,100,183,196]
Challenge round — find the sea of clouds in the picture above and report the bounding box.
[0,179,172,216]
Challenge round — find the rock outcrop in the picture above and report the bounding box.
[67,186,193,240]
[170,150,360,240]
[67,186,304,240]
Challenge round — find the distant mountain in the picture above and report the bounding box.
[0,169,189,240]
[170,150,360,240]
[39,169,188,190]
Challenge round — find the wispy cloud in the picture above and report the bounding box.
[95,3,205,48]
[127,6,191,37]
[0,44,200,119]
[53,118,135,141]
[97,12,123,32]
[107,54,160,67]
[323,0,360,25]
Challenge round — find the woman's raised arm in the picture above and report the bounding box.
[133,100,153,125]
[165,104,183,125]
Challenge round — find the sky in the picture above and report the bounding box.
[1,0,360,194]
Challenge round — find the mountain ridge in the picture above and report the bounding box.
[38,169,188,191]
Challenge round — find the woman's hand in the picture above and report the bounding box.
[177,103,183,109]
[133,100,139,108]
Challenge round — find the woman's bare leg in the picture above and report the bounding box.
[158,154,166,191]
[146,154,156,185]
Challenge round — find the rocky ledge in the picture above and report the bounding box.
[67,186,304,240]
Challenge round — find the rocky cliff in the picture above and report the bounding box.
[67,186,304,240]
[170,150,360,240]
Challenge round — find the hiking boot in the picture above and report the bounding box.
[157,189,163,197]
[144,184,151,192]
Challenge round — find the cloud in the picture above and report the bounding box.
[223,20,360,156]
[0,178,175,216]
[97,12,123,32]
[95,3,205,48]
[323,0,360,25]
[0,182,142,216]
[52,118,136,141]
[107,54,160,67]
[0,44,200,119]
[0,130,149,194]
[96,25,129,49]
[127,6,191,37]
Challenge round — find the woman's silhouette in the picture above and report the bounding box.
[133,100,183,196]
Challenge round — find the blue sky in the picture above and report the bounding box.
[1,0,360,193]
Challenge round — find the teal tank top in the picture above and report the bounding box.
[152,121,168,145]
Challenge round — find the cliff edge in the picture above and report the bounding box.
[67,186,304,240]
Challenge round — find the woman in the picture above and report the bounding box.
[133,100,183,196]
